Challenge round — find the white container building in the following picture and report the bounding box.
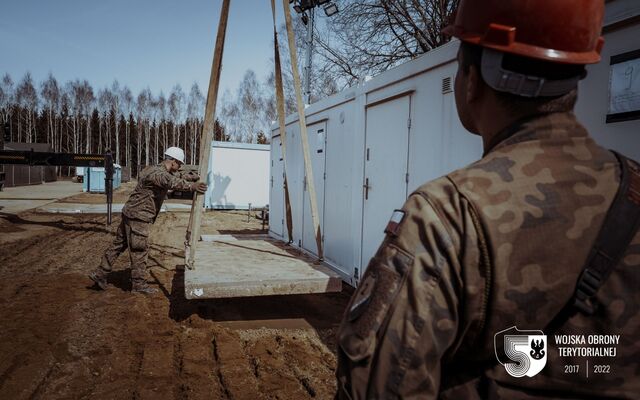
[205,141,270,210]
[270,0,640,287]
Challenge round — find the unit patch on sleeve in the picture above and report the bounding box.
[384,210,406,237]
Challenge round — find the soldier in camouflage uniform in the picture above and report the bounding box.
[89,147,207,294]
[336,0,640,398]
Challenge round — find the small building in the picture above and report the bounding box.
[2,142,57,187]
[269,0,640,287]
[204,141,270,210]
[83,165,122,193]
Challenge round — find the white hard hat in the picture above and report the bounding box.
[164,147,185,164]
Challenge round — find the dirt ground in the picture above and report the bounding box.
[0,186,353,399]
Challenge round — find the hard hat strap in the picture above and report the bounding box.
[480,48,581,98]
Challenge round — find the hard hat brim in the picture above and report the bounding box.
[444,24,603,65]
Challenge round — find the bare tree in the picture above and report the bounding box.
[111,80,122,164]
[41,73,61,149]
[59,89,71,153]
[77,81,95,153]
[0,74,14,141]
[149,95,159,164]
[237,70,264,143]
[187,83,204,164]
[136,88,152,167]
[219,89,241,142]
[157,91,168,158]
[287,0,458,93]
[98,87,114,152]
[121,86,134,167]
[168,84,184,148]
[15,72,38,143]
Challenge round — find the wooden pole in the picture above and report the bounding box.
[185,0,231,269]
[281,0,323,259]
[270,0,294,244]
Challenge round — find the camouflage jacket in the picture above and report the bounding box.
[336,112,640,399]
[122,164,194,223]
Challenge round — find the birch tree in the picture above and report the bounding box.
[16,73,38,143]
[157,92,168,157]
[41,73,60,149]
[187,83,204,164]
[0,74,14,141]
[168,84,184,148]
[111,80,122,164]
[121,86,134,167]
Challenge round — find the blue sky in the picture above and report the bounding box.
[0,0,284,97]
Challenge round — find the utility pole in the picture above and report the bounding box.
[291,0,339,105]
[303,8,314,104]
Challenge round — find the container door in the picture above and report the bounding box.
[269,136,285,238]
[361,95,411,273]
[302,121,327,256]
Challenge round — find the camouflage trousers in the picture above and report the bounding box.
[99,215,151,287]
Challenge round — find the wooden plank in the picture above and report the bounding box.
[185,0,231,269]
[281,0,323,259]
[271,0,294,244]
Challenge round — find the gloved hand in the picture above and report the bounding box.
[184,172,200,182]
[191,182,208,194]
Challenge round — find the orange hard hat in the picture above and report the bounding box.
[443,0,605,65]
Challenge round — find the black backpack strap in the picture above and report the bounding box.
[547,151,640,332]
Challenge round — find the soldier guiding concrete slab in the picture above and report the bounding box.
[89,147,207,294]
[336,0,640,398]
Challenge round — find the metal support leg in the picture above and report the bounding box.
[105,151,114,225]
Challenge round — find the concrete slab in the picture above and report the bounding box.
[185,235,342,299]
[35,202,192,214]
[0,181,82,214]
[0,180,82,200]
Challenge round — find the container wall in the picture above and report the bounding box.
[205,142,270,210]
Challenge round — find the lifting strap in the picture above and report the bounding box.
[185,0,231,269]
[547,151,640,331]
[281,0,324,259]
[270,0,294,244]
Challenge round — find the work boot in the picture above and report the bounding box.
[88,270,108,290]
[132,284,158,295]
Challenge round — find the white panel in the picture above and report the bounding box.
[206,145,270,209]
[269,136,284,238]
[302,121,327,256]
[361,96,411,270]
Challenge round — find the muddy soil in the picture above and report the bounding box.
[0,198,352,399]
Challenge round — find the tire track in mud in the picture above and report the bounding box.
[1,228,88,273]
[0,210,350,399]
[239,330,337,399]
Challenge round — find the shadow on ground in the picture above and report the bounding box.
[163,267,353,354]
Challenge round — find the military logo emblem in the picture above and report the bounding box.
[494,326,547,378]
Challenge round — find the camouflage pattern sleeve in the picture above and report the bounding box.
[336,178,487,399]
[152,169,194,191]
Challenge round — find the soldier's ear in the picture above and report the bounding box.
[466,64,482,103]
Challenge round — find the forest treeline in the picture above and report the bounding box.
[0,72,273,174]
[0,1,458,175]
